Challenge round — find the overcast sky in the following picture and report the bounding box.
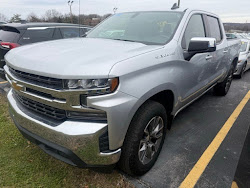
[0,0,250,23]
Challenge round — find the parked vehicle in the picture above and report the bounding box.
[0,21,7,25]
[0,23,91,79]
[5,9,240,176]
[234,39,250,78]
[226,33,238,40]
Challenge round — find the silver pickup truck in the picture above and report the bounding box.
[4,9,240,175]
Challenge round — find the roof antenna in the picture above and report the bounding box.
[171,0,180,10]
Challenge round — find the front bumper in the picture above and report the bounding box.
[8,89,121,167]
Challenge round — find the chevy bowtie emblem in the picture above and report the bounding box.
[11,80,25,91]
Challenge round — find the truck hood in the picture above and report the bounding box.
[5,38,162,79]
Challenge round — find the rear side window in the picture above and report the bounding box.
[182,15,206,49]
[207,16,222,43]
[60,27,84,38]
[0,26,20,43]
[19,28,54,45]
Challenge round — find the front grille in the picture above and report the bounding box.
[26,88,66,102]
[9,67,63,89]
[15,92,66,121]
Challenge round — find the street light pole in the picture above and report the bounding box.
[68,1,74,23]
[113,7,118,14]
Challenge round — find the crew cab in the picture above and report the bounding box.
[4,9,240,176]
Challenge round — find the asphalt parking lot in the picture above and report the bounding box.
[0,71,250,188]
[128,71,250,188]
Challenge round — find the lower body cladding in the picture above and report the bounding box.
[8,89,124,167]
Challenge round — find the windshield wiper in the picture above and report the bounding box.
[112,38,143,43]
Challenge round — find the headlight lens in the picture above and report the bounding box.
[65,78,119,95]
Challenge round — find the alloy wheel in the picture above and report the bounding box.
[138,116,164,165]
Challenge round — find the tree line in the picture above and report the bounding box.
[0,10,112,26]
[223,23,250,33]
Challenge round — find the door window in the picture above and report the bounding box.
[19,28,54,45]
[207,16,222,43]
[182,14,206,49]
[60,27,84,38]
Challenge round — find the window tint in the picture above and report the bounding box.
[182,15,205,49]
[19,28,54,45]
[207,16,222,43]
[60,27,85,38]
[0,27,20,43]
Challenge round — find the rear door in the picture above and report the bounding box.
[205,15,228,79]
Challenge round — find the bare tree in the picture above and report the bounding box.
[0,13,8,22]
[43,9,62,22]
[27,13,41,22]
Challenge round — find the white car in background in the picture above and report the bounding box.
[0,21,7,25]
[234,39,250,78]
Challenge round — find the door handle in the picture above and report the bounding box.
[223,50,228,53]
[206,55,213,60]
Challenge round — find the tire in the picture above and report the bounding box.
[118,100,168,176]
[214,64,234,96]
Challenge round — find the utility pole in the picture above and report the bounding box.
[68,1,74,23]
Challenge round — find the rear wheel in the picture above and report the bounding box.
[214,64,234,96]
[118,100,168,176]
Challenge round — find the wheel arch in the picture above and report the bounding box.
[125,84,178,138]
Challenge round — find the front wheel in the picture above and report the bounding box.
[214,64,234,96]
[118,101,168,176]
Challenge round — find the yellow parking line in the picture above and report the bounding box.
[179,90,250,188]
[231,181,239,188]
[0,81,8,84]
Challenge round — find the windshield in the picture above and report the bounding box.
[240,41,248,52]
[87,11,183,45]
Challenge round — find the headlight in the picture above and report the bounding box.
[65,78,119,95]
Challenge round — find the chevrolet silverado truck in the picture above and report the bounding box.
[4,9,240,176]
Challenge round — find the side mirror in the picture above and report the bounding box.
[184,37,216,61]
